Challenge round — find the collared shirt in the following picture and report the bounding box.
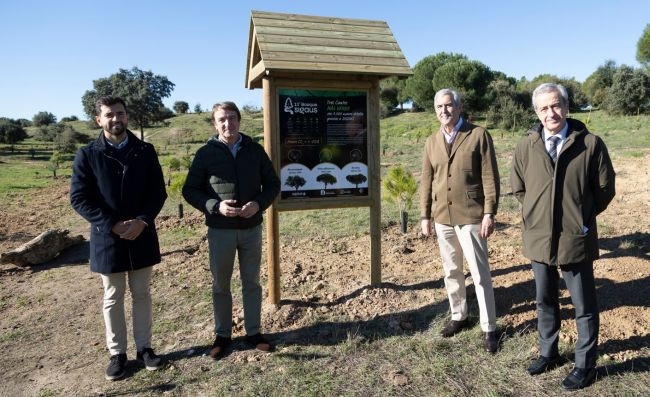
[543,121,568,157]
[443,117,464,144]
[218,133,243,157]
[104,133,129,150]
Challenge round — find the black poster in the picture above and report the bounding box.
[279,89,368,199]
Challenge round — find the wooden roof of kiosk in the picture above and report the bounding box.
[245,10,412,88]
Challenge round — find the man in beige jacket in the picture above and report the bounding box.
[420,88,500,353]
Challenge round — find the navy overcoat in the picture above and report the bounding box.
[70,130,167,273]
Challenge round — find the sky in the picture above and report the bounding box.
[1,0,648,121]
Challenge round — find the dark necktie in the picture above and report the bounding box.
[548,135,561,164]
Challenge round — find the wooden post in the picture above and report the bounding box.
[368,79,382,286]
[263,77,281,304]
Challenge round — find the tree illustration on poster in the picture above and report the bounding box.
[346,174,367,188]
[316,173,337,189]
[279,89,368,199]
[285,175,306,191]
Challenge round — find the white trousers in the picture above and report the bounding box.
[100,266,153,355]
[434,223,496,332]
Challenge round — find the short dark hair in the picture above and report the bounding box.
[211,101,241,121]
[95,96,128,116]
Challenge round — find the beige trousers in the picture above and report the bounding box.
[100,266,153,355]
[434,222,496,332]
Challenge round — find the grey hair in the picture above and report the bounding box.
[434,88,462,108]
[532,83,569,110]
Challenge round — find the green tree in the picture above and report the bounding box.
[0,118,28,151]
[81,67,175,140]
[380,76,408,116]
[522,74,588,109]
[168,173,187,218]
[382,165,417,233]
[158,106,175,121]
[405,52,467,110]
[60,115,79,122]
[48,151,64,178]
[173,101,190,114]
[583,60,618,107]
[17,119,32,128]
[431,58,494,113]
[285,175,306,190]
[637,23,650,68]
[32,111,57,126]
[53,125,85,153]
[603,65,650,115]
[194,103,203,113]
[163,157,180,186]
[169,173,187,196]
[380,78,399,117]
[485,79,535,131]
[316,173,337,189]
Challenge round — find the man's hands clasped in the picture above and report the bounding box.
[219,199,259,219]
[112,219,147,240]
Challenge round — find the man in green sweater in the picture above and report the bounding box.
[183,101,280,359]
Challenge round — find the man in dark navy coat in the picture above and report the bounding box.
[70,96,167,380]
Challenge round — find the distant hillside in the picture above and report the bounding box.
[45,110,265,146]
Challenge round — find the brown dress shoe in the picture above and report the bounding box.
[245,333,273,352]
[483,331,498,353]
[208,335,232,360]
[440,319,469,337]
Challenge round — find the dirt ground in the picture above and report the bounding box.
[0,154,648,395]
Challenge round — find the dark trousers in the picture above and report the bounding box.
[531,261,599,369]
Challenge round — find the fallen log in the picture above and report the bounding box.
[0,229,85,266]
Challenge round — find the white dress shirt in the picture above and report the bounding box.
[543,121,568,157]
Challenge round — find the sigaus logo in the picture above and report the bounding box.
[284,97,318,115]
[284,97,294,115]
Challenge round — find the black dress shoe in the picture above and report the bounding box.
[440,319,469,337]
[562,367,596,390]
[483,331,498,353]
[527,355,561,375]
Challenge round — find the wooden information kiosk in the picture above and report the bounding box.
[245,10,412,304]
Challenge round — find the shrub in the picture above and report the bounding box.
[486,97,535,131]
[382,165,417,212]
[603,65,650,115]
[35,124,88,152]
